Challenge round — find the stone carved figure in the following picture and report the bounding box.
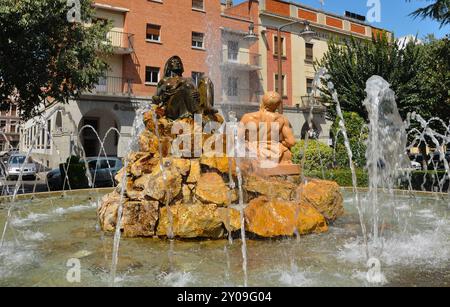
[152,56,215,120]
[240,91,296,165]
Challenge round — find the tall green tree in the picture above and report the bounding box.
[407,0,450,27]
[316,34,425,122]
[0,0,112,120]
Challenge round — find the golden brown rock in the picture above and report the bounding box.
[97,191,124,232]
[143,167,182,203]
[195,172,237,206]
[297,179,344,222]
[244,197,328,237]
[139,130,159,154]
[217,207,241,232]
[200,156,235,174]
[186,159,201,183]
[244,175,296,201]
[130,154,158,177]
[157,203,225,238]
[170,158,191,176]
[121,200,159,237]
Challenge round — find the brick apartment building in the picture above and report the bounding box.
[0,104,21,153]
[21,0,390,168]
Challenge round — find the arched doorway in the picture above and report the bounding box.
[78,108,121,158]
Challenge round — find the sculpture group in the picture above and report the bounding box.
[98,56,344,239]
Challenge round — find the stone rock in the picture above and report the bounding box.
[195,172,237,206]
[217,207,241,232]
[121,200,159,237]
[142,167,182,203]
[244,175,296,201]
[170,158,191,176]
[157,203,225,238]
[200,156,235,174]
[186,159,201,183]
[244,196,328,237]
[97,191,125,232]
[130,154,158,177]
[182,184,193,203]
[297,179,344,222]
[139,130,159,154]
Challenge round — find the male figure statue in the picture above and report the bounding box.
[240,91,296,166]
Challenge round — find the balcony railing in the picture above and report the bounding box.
[299,95,326,110]
[107,31,134,54]
[222,88,263,104]
[89,76,133,96]
[222,49,262,70]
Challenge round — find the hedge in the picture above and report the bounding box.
[305,169,449,192]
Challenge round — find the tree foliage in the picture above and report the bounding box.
[331,112,368,168]
[291,140,334,171]
[407,0,450,28]
[316,34,450,127]
[0,0,112,119]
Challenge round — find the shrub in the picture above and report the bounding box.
[59,156,89,190]
[331,112,368,168]
[292,140,334,171]
[305,169,369,187]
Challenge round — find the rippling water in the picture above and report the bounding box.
[0,191,448,287]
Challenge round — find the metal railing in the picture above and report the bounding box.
[222,88,263,103]
[91,76,133,96]
[107,31,134,52]
[222,49,261,69]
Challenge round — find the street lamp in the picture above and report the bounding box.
[244,20,316,113]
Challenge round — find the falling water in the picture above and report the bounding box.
[228,111,248,287]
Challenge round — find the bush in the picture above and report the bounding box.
[291,140,334,171]
[331,112,368,168]
[305,169,369,187]
[399,171,449,192]
[59,156,89,190]
[306,168,448,192]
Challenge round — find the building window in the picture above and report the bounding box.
[10,121,16,134]
[47,119,51,149]
[227,77,238,97]
[227,41,239,61]
[11,105,16,117]
[275,74,287,97]
[192,0,204,10]
[191,72,204,87]
[146,24,161,42]
[305,43,314,62]
[306,78,314,95]
[145,66,160,84]
[274,36,285,56]
[0,120,6,130]
[192,32,204,49]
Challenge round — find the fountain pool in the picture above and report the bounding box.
[0,189,448,287]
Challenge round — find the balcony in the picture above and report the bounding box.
[221,88,263,104]
[107,31,134,54]
[86,76,133,97]
[221,49,262,71]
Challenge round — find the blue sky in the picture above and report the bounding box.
[234,0,448,39]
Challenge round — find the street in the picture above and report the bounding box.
[0,172,49,195]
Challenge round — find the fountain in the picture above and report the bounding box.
[97,56,343,240]
[0,57,449,287]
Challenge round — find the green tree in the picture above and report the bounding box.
[0,0,112,119]
[407,0,450,27]
[316,34,449,125]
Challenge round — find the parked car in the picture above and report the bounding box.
[47,157,123,190]
[410,160,422,170]
[6,154,37,180]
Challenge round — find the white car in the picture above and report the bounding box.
[6,154,37,180]
[410,161,422,171]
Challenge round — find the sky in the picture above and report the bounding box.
[234,0,449,39]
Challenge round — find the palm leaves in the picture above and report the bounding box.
[407,0,449,27]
